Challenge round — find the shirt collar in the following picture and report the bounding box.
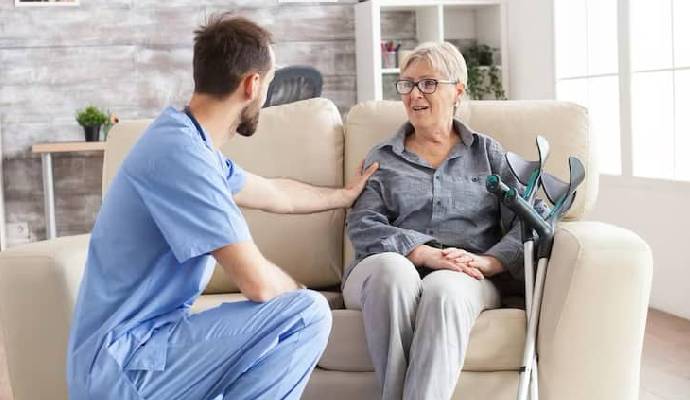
[383,118,476,156]
[172,106,217,151]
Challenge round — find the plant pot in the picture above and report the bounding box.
[83,125,101,142]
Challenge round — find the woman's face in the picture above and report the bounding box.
[399,59,464,132]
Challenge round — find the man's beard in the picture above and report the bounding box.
[236,99,261,137]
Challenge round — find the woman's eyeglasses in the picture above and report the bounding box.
[395,78,457,95]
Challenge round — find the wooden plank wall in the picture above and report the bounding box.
[0,3,417,399]
[0,0,415,247]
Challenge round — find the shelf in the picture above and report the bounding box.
[32,141,106,154]
[355,0,509,102]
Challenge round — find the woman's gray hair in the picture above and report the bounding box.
[399,41,468,88]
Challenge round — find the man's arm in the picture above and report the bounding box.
[212,241,303,303]
[233,162,378,214]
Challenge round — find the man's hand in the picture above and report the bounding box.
[408,245,485,280]
[342,161,379,207]
[442,248,505,278]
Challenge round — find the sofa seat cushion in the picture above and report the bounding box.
[190,291,345,314]
[318,308,526,372]
[191,293,525,372]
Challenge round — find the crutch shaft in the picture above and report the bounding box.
[530,360,539,400]
[523,240,535,317]
[517,257,548,400]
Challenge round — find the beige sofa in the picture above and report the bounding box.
[0,98,653,400]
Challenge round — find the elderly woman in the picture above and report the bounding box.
[344,42,523,400]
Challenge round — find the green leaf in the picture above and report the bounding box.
[75,106,109,127]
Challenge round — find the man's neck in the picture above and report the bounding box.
[187,93,242,150]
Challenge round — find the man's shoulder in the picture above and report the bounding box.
[142,107,200,150]
[124,108,205,172]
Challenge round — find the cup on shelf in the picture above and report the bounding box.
[382,51,397,69]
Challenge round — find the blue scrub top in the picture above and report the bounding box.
[67,107,251,388]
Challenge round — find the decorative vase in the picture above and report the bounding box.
[83,125,101,142]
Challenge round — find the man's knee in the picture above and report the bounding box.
[295,289,332,339]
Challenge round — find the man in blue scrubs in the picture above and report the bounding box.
[66,15,378,400]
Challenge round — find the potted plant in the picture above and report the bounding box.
[465,44,506,100]
[75,106,109,141]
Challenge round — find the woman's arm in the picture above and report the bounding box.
[347,173,435,259]
[348,164,486,280]
[481,139,526,279]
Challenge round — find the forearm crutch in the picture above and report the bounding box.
[487,156,585,400]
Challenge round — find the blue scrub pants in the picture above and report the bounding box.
[84,289,332,400]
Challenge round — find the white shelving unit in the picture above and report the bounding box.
[355,0,508,102]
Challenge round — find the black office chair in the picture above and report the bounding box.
[263,65,323,107]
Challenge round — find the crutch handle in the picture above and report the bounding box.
[486,174,511,196]
[486,175,554,258]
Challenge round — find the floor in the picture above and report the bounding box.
[640,309,690,400]
[0,309,688,400]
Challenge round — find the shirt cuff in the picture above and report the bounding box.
[382,231,435,257]
[484,242,523,280]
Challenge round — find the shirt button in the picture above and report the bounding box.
[435,176,440,180]
[429,229,434,235]
[472,177,478,182]
[436,200,442,205]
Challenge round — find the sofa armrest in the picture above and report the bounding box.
[0,234,90,400]
[538,222,652,400]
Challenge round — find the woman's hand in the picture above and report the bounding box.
[442,248,505,278]
[408,245,485,280]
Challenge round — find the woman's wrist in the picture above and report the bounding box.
[482,255,505,277]
[407,244,432,266]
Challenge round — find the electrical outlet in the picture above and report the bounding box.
[7,222,30,241]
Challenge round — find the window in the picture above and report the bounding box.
[631,0,688,180]
[554,0,620,175]
[554,0,690,181]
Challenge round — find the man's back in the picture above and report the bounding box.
[66,107,248,397]
[63,15,358,400]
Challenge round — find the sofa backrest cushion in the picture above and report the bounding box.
[102,119,152,196]
[343,100,597,266]
[344,100,596,219]
[103,98,345,293]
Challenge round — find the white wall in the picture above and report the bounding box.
[506,0,555,100]
[506,0,690,319]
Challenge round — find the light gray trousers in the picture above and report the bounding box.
[343,252,500,400]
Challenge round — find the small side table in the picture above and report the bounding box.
[31,142,105,239]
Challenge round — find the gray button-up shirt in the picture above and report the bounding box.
[346,119,524,286]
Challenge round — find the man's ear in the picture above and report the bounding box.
[241,72,261,102]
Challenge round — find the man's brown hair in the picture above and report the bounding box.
[193,14,273,98]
